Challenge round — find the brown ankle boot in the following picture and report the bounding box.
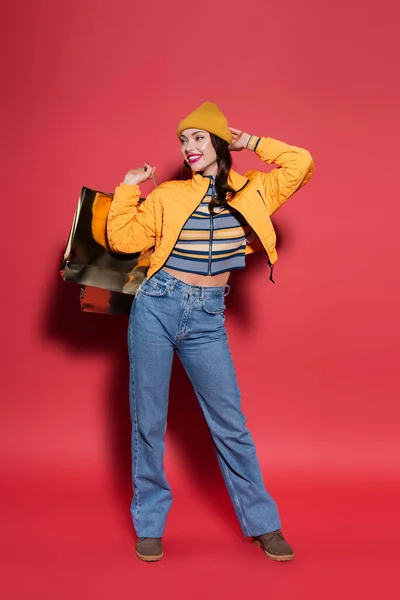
[252,530,294,561]
[136,537,163,562]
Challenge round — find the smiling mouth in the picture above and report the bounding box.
[187,154,203,164]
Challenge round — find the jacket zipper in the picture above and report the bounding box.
[208,212,214,276]
[150,180,211,278]
[256,190,275,283]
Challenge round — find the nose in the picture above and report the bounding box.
[185,140,196,154]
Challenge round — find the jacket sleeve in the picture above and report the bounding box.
[106,183,157,254]
[248,137,314,215]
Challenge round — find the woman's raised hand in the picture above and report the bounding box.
[229,127,251,151]
[123,163,156,186]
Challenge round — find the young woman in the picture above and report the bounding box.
[107,102,314,562]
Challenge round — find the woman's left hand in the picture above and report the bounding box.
[229,127,251,151]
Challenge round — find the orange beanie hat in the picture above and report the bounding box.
[177,102,232,144]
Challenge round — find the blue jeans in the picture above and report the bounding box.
[127,268,281,538]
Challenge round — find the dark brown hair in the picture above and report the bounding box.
[208,133,236,215]
[182,133,236,214]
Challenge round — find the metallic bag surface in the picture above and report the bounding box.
[61,187,153,315]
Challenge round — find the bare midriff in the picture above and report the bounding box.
[163,267,230,288]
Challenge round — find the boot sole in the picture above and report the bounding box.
[136,550,164,562]
[252,539,295,562]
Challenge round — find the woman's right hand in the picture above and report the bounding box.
[123,163,156,186]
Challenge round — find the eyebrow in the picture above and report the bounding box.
[180,130,206,140]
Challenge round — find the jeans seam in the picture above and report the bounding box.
[218,456,250,536]
[129,326,140,529]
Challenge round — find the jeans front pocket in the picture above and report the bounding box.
[138,278,169,297]
[202,293,226,315]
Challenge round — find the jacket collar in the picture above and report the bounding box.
[190,169,249,194]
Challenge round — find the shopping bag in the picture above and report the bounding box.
[78,284,136,315]
[61,186,153,315]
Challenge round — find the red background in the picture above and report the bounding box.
[1,0,399,597]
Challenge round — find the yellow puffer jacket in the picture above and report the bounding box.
[107,137,314,279]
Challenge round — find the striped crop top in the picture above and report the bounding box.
[164,176,252,276]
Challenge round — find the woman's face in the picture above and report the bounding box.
[179,129,218,176]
